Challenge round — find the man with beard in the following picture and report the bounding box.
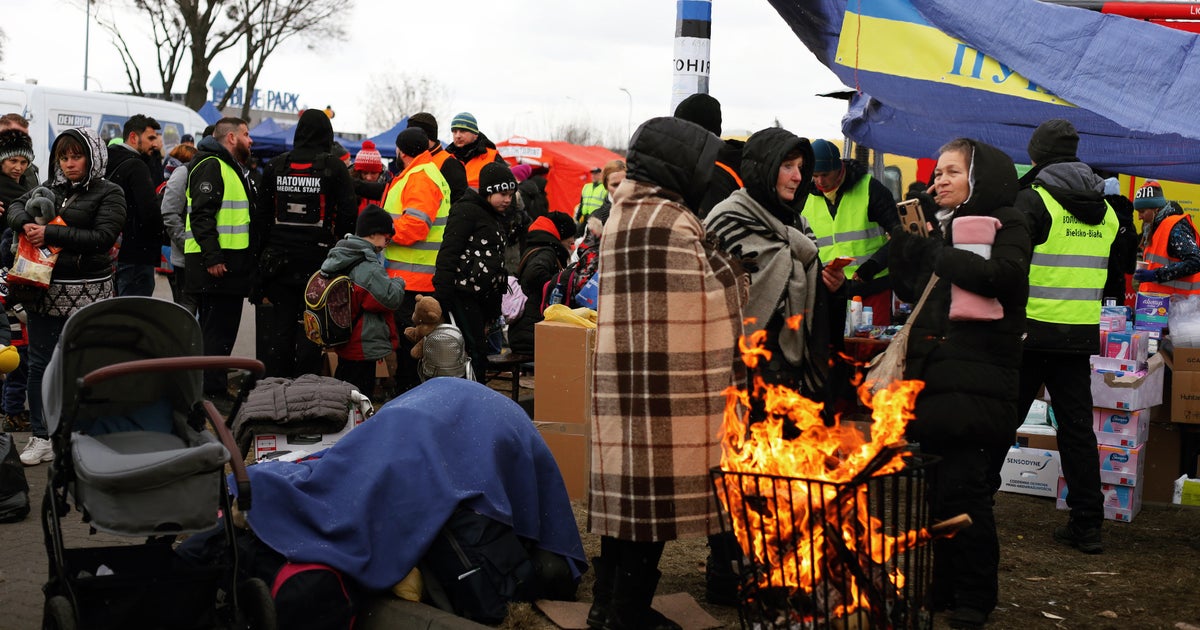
[185,117,260,401]
[105,114,163,296]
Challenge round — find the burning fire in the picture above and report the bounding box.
[717,331,928,623]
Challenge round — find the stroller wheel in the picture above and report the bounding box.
[237,577,277,630]
[42,595,75,630]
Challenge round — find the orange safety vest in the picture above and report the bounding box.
[461,147,500,189]
[1142,213,1200,295]
[429,147,452,169]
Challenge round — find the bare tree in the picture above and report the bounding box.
[220,0,347,120]
[96,0,190,99]
[362,73,448,134]
[550,121,601,146]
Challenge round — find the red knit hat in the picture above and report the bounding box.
[354,140,383,173]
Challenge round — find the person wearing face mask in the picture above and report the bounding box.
[888,138,1031,630]
[318,204,405,399]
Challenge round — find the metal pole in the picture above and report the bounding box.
[84,0,90,90]
[672,0,712,111]
[619,87,633,147]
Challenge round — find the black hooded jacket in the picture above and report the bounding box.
[106,143,163,265]
[889,139,1031,448]
[255,109,357,284]
[625,117,722,211]
[697,138,745,219]
[506,224,571,355]
[1015,158,1119,352]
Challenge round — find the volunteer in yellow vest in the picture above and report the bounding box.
[445,111,505,190]
[574,167,606,235]
[1015,119,1120,555]
[185,116,259,399]
[802,139,899,318]
[380,126,452,393]
[1133,180,1200,295]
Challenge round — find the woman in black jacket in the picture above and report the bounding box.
[888,138,1030,630]
[506,211,577,356]
[432,162,516,379]
[9,127,125,465]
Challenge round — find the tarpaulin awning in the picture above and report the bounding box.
[495,137,624,215]
[365,117,409,159]
[768,0,1200,183]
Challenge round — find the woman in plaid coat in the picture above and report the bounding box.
[586,117,744,630]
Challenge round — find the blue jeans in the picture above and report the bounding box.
[26,311,66,439]
[116,263,156,297]
[2,344,28,415]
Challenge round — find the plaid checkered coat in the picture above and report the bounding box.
[587,138,745,542]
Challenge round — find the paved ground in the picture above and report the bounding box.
[0,276,525,629]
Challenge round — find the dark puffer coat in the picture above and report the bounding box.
[889,139,1031,448]
[506,218,570,355]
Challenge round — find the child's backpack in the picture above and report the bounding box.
[303,259,366,348]
[540,245,599,312]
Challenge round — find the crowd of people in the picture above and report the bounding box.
[0,95,1194,630]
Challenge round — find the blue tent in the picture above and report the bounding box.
[197,102,222,125]
[248,117,292,155]
[769,0,1200,183]
[366,117,409,159]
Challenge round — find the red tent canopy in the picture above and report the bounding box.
[496,137,624,217]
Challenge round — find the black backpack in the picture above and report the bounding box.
[303,258,366,348]
[0,432,30,523]
[273,155,331,228]
[419,508,540,624]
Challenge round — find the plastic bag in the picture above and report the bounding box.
[9,217,66,289]
[1168,295,1200,347]
[542,303,596,329]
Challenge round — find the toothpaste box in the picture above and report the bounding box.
[999,447,1061,498]
[1092,407,1151,447]
[1057,477,1143,522]
[1097,443,1145,486]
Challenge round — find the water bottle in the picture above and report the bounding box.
[862,306,874,327]
[548,284,564,306]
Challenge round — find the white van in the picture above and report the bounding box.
[0,81,209,179]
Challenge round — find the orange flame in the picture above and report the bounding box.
[785,314,804,330]
[717,331,926,619]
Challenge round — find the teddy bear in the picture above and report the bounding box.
[403,295,444,359]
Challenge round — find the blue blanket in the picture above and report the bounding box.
[243,378,587,591]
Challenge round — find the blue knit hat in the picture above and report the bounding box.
[450,112,479,135]
[811,139,841,173]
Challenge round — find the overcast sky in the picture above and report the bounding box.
[4,0,849,145]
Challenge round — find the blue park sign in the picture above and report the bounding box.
[209,71,302,113]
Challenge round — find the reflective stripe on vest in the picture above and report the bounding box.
[184,156,250,254]
[579,181,606,219]
[462,148,499,189]
[382,161,451,292]
[1026,187,1117,324]
[1142,213,1200,295]
[800,173,888,279]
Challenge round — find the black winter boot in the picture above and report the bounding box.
[603,566,681,630]
[586,555,614,629]
[705,532,741,606]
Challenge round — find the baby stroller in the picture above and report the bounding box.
[40,297,274,630]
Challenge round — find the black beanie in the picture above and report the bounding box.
[548,211,577,241]
[478,162,517,196]
[1027,119,1079,164]
[673,93,722,136]
[408,112,438,141]
[355,204,394,237]
[396,127,429,158]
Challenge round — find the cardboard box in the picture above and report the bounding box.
[1015,426,1058,451]
[999,447,1061,498]
[1092,407,1150,447]
[1056,477,1143,522]
[533,321,596,425]
[1172,371,1200,423]
[536,421,589,501]
[1098,443,1146,486]
[1090,353,1165,411]
[1144,421,1183,503]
